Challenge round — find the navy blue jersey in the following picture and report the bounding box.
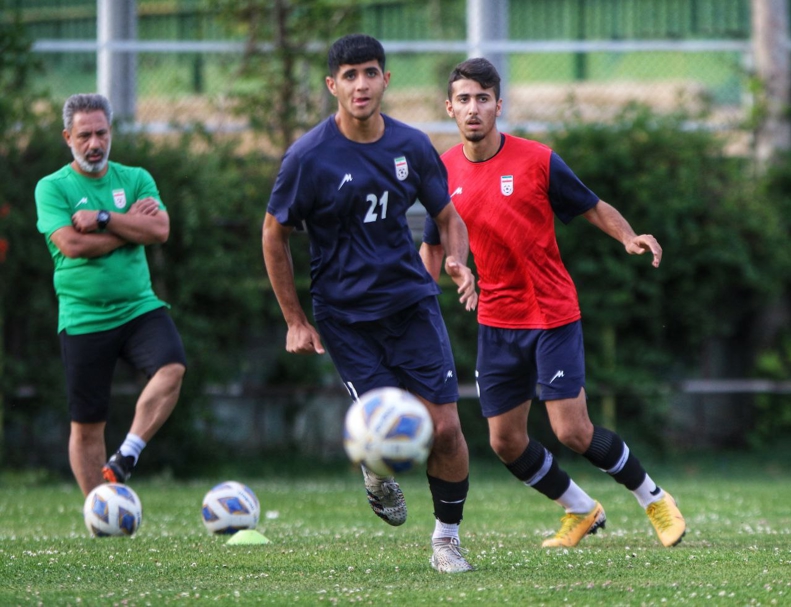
[268,114,448,323]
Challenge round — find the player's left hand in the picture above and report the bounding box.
[71,209,99,233]
[445,256,478,311]
[626,234,662,268]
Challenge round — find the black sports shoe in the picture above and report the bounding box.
[102,451,135,483]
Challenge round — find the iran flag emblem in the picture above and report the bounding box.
[394,156,408,181]
[500,175,513,196]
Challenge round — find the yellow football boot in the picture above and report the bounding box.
[542,501,606,548]
[646,492,686,547]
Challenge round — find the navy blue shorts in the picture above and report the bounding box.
[476,320,585,417]
[317,297,459,405]
[59,307,187,424]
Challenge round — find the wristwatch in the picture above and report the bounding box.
[97,210,111,230]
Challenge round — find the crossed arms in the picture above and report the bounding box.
[50,197,169,259]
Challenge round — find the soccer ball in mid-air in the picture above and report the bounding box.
[83,483,143,537]
[343,387,434,477]
[201,481,260,534]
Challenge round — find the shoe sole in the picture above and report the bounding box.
[430,561,474,573]
[429,555,474,573]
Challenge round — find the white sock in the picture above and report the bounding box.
[433,519,460,541]
[119,433,147,464]
[555,480,597,514]
[632,475,664,509]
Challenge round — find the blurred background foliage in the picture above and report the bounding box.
[2,5,791,477]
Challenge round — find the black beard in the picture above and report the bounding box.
[464,131,485,143]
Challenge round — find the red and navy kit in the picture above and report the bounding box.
[424,134,599,330]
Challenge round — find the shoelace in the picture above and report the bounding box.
[554,512,587,539]
[434,538,468,558]
[379,480,399,498]
[647,500,673,531]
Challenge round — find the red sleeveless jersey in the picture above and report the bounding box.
[442,135,586,329]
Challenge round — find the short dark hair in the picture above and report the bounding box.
[63,93,113,131]
[328,34,386,76]
[447,57,501,101]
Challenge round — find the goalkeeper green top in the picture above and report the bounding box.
[35,161,167,335]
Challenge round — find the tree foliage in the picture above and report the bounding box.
[548,106,786,358]
[214,0,364,154]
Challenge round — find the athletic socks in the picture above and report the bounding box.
[583,425,670,508]
[427,474,469,525]
[433,519,461,542]
[583,426,647,490]
[505,439,572,500]
[632,474,665,509]
[505,429,665,512]
[118,433,147,465]
[555,479,597,514]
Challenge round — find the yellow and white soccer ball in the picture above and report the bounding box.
[343,387,434,476]
[201,481,260,534]
[83,483,143,537]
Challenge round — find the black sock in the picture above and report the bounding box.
[583,426,646,490]
[427,474,469,524]
[505,439,570,500]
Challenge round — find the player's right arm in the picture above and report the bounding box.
[262,212,325,355]
[49,225,127,259]
[419,241,444,282]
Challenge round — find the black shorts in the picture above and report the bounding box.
[477,320,586,417]
[59,307,187,423]
[317,297,459,405]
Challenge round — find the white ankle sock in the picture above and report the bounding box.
[555,480,597,514]
[632,475,664,509]
[119,433,147,464]
[433,519,460,541]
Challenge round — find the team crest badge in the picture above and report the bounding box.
[500,175,514,196]
[394,156,408,181]
[112,189,127,209]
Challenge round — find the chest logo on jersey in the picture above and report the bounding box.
[501,175,514,196]
[394,156,408,181]
[112,189,127,209]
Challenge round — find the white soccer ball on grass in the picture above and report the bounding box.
[343,387,434,477]
[201,481,260,534]
[83,482,143,537]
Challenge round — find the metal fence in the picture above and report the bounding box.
[19,0,758,144]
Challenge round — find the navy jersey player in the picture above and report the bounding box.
[263,34,477,573]
[422,57,686,549]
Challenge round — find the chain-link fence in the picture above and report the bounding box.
[20,0,757,147]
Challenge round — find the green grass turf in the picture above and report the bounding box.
[1,457,789,606]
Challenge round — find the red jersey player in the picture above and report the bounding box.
[422,57,686,549]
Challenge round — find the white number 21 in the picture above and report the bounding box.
[363,191,389,223]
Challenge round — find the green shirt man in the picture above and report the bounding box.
[35,161,167,334]
[35,93,186,498]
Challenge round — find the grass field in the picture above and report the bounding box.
[1,456,789,606]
